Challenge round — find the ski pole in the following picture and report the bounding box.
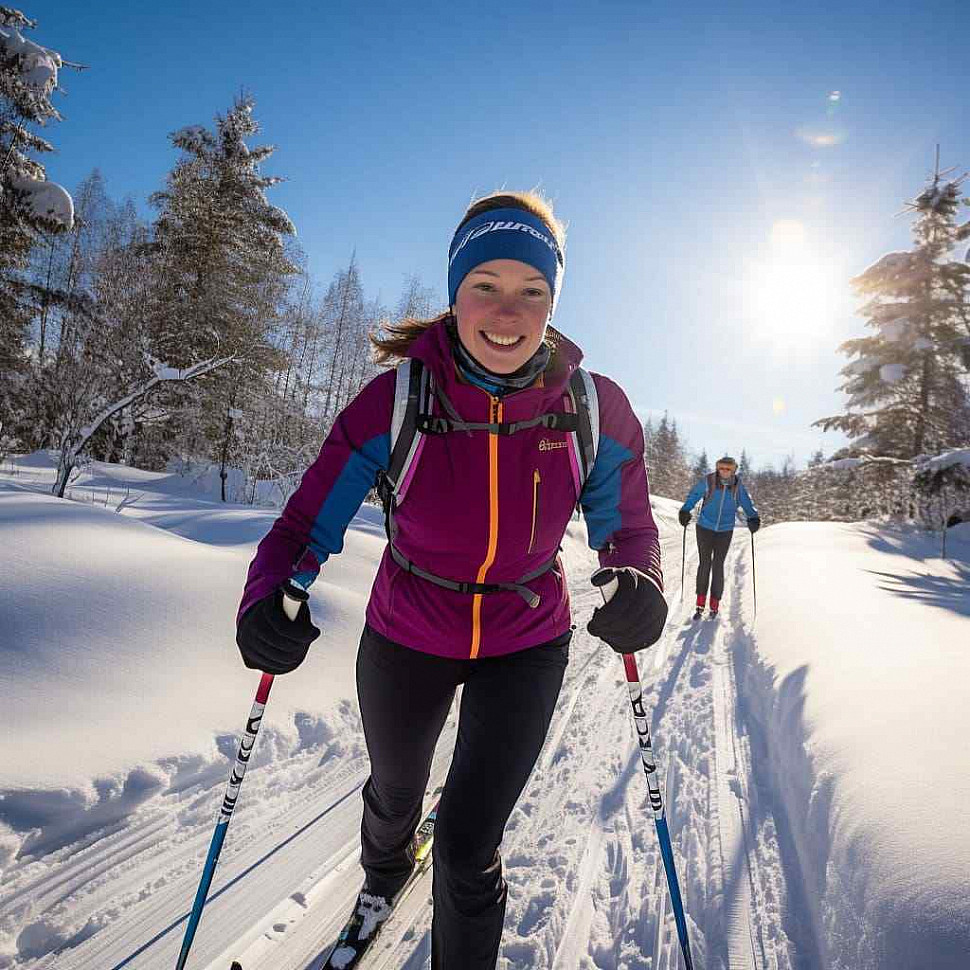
[750,531,757,622]
[175,582,306,970]
[680,525,687,603]
[600,577,695,970]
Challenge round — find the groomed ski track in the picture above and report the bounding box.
[33,522,810,969]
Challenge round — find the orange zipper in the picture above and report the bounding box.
[470,396,502,659]
[528,468,541,554]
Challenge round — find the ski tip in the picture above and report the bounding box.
[230,962,243,970]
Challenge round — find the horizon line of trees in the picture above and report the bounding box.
[3,9,966,530]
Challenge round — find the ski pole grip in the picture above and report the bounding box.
[591,568,620,605]
[601,578,619,604]
[281,581,308,622]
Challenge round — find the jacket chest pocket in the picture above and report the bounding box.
[528,468,542,553]
[523,454,575,556]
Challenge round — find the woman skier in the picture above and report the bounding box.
[235,190,668,969]
[678,455,759,619]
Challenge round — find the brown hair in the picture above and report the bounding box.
[369,190,566,366]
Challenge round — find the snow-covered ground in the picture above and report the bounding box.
[1,452,968,969]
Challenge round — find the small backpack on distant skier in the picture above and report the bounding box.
[701,471,741,507]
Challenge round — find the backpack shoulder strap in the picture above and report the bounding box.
[703,472,716,505]
[384,359,433,505]
[568,367,600,495]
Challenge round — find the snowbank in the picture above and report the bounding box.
[734,521,970,969]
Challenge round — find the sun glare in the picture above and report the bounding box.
[741,220,840,349]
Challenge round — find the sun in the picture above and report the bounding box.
[740,220,841,349]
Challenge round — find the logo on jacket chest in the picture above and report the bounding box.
[538,438,568,452]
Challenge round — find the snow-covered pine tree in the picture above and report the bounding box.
[348,294,384,400]
[647,411,691,501]
[914,451,970,555]
[690,448,709,481]
[26,173,180,497]
[395,273,439,322]
[642,416,656,482]
[815,159,970,458]
[738,449,751,478]
[0,6,77,452]
[237,268,314,506]
[19,171,115,453]
[774,454,798,522]
[319,255,367,427]
[144,96,297,493]
[798,448,827,520]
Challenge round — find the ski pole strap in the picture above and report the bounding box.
[415,411,578,436]
[388,540,555,609]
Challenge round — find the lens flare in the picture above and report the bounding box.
[795,126,846,148]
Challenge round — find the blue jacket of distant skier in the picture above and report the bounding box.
[681,475,758,532]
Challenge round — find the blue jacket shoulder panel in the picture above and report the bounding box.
[682,479,706,513]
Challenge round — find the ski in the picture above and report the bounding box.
[227,801,438,970]
[233,804,438,970]
[320,800,438,969]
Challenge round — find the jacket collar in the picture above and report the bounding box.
[406,319,584,398]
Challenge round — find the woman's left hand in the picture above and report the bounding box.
[587,566,668,653]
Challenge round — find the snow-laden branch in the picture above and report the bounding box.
[75,356,234,446]
[817,454,915,472]
[54,355,234,497]
[915,448,970,475]
[0,15,61,99]
[6,173,73,229]
[815,447,970,475]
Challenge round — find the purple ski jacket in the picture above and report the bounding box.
[238,322,662,660]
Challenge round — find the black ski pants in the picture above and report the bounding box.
[356,623,570,970]
[695,524,734,600]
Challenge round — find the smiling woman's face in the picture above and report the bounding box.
[453,259,552,374]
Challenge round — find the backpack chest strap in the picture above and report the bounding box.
[416,411,579,436]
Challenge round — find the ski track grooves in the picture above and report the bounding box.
[711,576,763,970]
[8,523,800,970]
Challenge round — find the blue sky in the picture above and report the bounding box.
[35,0,970,470]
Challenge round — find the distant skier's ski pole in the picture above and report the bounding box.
[680,525,687,603]
[600,579,695,970]
[175,582,306,970]
[750,531,757,622]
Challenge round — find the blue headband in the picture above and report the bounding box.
[447,207,564,313]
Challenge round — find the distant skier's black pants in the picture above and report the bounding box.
[695,525,734,600]
[356,623,570,970]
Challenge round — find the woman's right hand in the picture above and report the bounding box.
[236,586,320,674]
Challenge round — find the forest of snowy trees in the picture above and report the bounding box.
[0,8,441,504]
[2,6,968,531]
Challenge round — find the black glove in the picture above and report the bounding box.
[678,509,691,527]
[587,567,668,653]
[236,585,320,674]
[747,516,761,534]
